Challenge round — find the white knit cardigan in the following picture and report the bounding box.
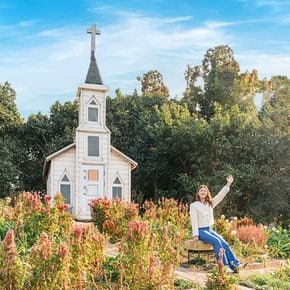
[189,185,230,237]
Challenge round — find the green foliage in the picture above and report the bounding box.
[266,225,290,258]
[206,266,237,290]
[239,260,290,290]
[137,69,169,99]
[0,81,22,132]
[0,192,106,289]
[1,46,288,226]
[14,100,78,193]
[0,82,23,197]
[174,277,199,289]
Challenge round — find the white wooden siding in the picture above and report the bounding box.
[110,150,131,202]
[52,147,76,205]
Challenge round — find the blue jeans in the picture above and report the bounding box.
[199,227,239,270]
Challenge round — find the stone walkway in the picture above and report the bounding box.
[106,242,286,290]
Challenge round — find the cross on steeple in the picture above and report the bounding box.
[85,24,103,85]
[87,24,100,52]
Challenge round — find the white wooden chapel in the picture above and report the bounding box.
[43,24,137,220]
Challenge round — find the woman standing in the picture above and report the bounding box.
[189,175,240,273]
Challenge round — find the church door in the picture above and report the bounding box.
[80,165,104,218]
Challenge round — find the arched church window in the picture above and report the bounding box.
[60,174,71,204]
[112,176,122,199]
[88,99,98,122]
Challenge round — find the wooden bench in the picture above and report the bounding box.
[184,240,214,263]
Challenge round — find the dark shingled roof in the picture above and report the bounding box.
[85,51,103,85]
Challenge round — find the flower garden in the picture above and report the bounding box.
[0,193,289,289]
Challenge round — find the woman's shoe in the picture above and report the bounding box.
[225,267,234,274]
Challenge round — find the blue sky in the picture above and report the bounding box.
[0,0,290,118]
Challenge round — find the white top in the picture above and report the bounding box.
[189,185,230,236]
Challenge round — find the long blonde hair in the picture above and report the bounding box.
[195,185,213,207]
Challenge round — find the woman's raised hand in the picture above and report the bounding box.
[226,175,234,186]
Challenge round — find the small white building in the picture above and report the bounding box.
[43,25,137,220]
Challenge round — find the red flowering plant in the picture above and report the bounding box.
[69,222,106,288]
[236,224,268,259]
[90,197,139,242]
[206,248,237,290]
[116,198,190,289]
[28,223,106,289]
[0,229,26,289]
[29,231,72,289]
[143,197,191,260]
[11,192,73,248]
[237,224,267,246]
[118,220,165,288]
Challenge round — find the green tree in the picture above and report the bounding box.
[16,100,78,193]
[137,70,169,99]
[107,92,167,202]
[0,81,22,132]
[0,82,23,197]
[184,45,257,119]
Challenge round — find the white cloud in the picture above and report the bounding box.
[255,0,290,12]
[237,51,290,78]
[19,20,35,27]
[1,11,289,118]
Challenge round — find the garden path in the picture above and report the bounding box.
[106,242,286,290]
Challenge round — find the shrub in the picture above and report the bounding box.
[237,225,267,246]
[0,229,26,290]
[206,249,237,290]
[12,192,73,247]
[118,220,177,289]
[0,192,107,289]
[214,215,240,244]
[239,260,290,289]
[116,198,189,289]
[90,197,139,241]
[266,225,290,258]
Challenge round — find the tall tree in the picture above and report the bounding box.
[184,45,256,119]
[0,82,23,197]
[16,100,78,193]
[107,92,167,202]
[0,81,22,132]
[137,70,169,99]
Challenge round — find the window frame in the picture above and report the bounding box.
[59,173,72,205]
[87,135,100,157]
[87,99,99,123]
[112,176,123,200]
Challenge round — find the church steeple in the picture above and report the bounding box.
[85,24,103,85]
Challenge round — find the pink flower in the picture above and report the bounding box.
[38,232,52,260]
[74,224,84,245]
[44,195,52,204]
[127,220,148,240]
[58,242,69,258]
[2,229,17,261]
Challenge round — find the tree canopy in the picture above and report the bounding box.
[0,44,289,225]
